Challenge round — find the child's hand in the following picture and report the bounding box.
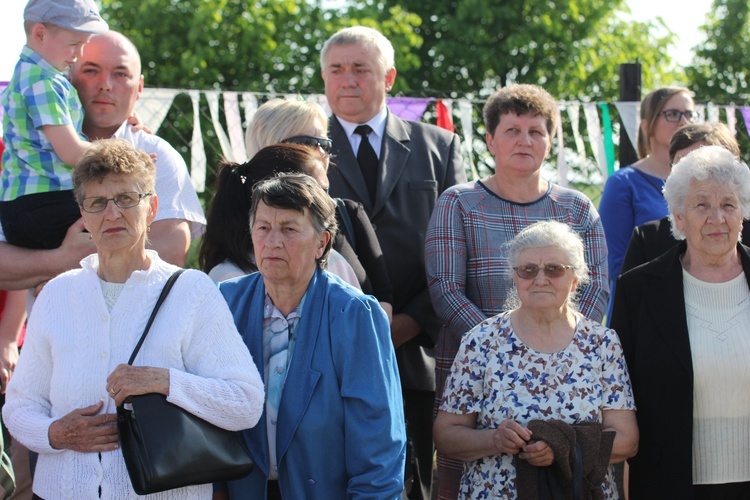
[127,111,152,135]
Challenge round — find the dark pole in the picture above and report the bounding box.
[619,62,641,168]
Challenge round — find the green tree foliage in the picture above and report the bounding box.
[686,0,750,164]
[101,0,676,100]
[378,0,677,100]
[101,0,329,91]
[686,0,750,102]
[100,0,422,92]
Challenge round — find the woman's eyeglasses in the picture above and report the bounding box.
[513,264,574,279]
[281,135,333,154]
[660,109,698,123]
[81,192,152,213]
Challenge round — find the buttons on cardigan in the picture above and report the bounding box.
[307,478,315,485]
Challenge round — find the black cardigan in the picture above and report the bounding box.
[611,241,750,499]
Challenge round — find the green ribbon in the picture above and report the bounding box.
[598,103,615,176]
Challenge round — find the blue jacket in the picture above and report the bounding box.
[219,269,406,499]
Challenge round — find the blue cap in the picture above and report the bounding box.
[24,0,109,34]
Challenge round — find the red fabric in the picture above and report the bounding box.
[436,99,454,133]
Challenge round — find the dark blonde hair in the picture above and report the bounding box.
[72,138,155,203]
[483,84,558,136]
[637,87,692,158]
[199,144,328,274]
[668,122,739,164]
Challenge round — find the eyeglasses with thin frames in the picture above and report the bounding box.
[81,192,152,213]
[660,109,698,123]
[281,135,333,154]
[513,264,574,279]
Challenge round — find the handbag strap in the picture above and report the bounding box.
[126,269,186,366]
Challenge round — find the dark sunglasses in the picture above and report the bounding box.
[281,135,332,154]
[513,264,574,279]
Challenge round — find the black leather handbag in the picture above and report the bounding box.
[117,270,254,495]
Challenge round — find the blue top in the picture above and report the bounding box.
[599,166,668,319]
[219,269,406,499]
[1,46,84,200]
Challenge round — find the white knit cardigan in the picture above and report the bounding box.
[3,252,264,499]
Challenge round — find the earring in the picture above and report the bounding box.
[147,226,151,234]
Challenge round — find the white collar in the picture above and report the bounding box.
[336,107,388,139]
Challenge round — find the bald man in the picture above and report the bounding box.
[0,31,205,290]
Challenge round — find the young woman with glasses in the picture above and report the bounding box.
[598,86,696,321]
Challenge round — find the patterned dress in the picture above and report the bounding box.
[440,312,635,499]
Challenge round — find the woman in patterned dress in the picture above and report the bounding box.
[425,83,609,499]
[433,220,638,499]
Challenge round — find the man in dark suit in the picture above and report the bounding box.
[321,26,466,500]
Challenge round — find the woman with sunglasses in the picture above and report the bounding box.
[425,84,608,499]
[599,87,696,320]
[433,220,638,499]
[201,99,393,319]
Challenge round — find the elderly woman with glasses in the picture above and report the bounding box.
[2,139,264,499]
[611,145,750,499]
[433,220,638,499]
[425,84,609,499]
[599,87,696,320]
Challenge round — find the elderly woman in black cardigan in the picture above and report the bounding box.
[611,145,750,499]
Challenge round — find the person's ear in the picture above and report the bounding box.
[31,23,46,44]
[673,212,685,233]
[147,194,159,225]
[485,131,496,156]
[316,231,331,260]
[384,68,397,92]
[137,74,144,98]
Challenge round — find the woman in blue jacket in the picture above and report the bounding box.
[217,173,406,500]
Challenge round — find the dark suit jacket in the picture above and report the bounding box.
[621,216,750,275]
[327,111,466,391]
[610,241,750,500]
[332,198,393,303]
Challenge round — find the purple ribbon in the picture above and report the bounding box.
[386,97,433,121]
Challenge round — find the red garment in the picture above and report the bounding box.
[436,99,454,133]
[0,291,26,346]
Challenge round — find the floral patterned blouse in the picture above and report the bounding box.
[440,311,635,499]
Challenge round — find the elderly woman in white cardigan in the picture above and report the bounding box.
[3,139,264,500]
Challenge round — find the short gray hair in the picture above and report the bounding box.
[320,26,395,75]
[248,173,338,269]
[503,221,589,311]
[506,221,589,285]
[664,145,750,240]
